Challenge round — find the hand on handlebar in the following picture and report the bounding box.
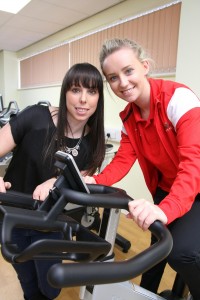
[83,176,97,184]
[127,199,168,231]
[32,177,57,201]
[0,176,11,192]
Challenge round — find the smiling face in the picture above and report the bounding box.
[66,84,99,124]
[102,48,150,105]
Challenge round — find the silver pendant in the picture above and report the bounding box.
[65,142,80,157]
[72,149,78,156]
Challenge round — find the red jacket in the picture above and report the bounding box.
[94,78,200,224]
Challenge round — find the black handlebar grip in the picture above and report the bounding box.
[0,191,40,210]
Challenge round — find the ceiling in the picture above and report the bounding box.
[0,0,125,52]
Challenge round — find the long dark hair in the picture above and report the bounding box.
[46,62,105,175]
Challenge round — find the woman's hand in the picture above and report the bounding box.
[0,177,11,192]
[83,176,97,184]
[127,199,168,231]
[32,178,57,201]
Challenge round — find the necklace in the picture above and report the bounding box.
[65,125,86,157]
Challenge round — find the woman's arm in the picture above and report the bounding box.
[0,123,16,192]
[159,107,200,223]
[32,177,57,201]
[159,88,200,224]
[0,123,16,157]
[92,131,137,186]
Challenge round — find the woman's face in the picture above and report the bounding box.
[102,48,150,104]
[66,84,99,123]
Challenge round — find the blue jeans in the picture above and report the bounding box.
[1,227,62,300]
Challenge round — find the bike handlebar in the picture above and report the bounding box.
[0,183,173,289]
[48,219,172,288]
[0,190,40,210]
[0,184,130,263]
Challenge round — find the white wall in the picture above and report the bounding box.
[175,0,200,97]
[18,86,61,108]
[0,51,4,101]
[0,51,19,106]
[4,51,18,103]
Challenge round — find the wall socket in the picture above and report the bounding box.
[105,127,121,142]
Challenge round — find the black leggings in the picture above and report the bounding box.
[140,188,200,300]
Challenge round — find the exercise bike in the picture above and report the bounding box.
[0,151,188,300]
[0,100,20,127]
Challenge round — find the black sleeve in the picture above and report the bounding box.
[9,105,47,144]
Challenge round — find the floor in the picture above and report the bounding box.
[0,212,176,300]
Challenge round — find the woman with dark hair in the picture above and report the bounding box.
[0,62,105,300]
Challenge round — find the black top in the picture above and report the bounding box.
[4,105,91,194]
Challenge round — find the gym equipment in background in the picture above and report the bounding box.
[37,101,51,106]
[0,94,3,112]
[0,100,20,127]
